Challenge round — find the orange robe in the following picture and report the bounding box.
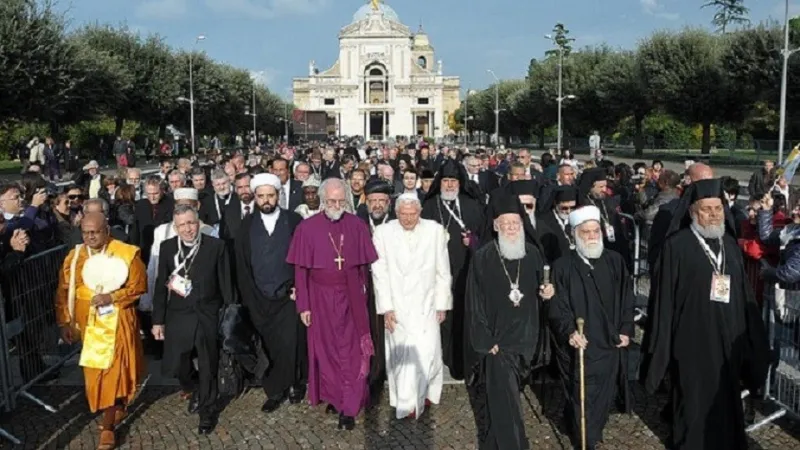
[55,239,147,413]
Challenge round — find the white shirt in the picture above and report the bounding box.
[281,182,291,208]
[469,173,479,183]
[260,209,280,235]
[240,201,254,219]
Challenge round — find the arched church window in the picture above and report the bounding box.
[369,68,383,76]
[417,56,427,69]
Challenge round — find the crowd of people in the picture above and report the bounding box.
[0,138,791,450]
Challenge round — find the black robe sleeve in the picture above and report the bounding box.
[152,240,172,326]
[619,257,635,338]
[642,237,676,394]
[217,242,235,306]
[549,259,576,345]
[465,251,493,355]
[739,258,771,393]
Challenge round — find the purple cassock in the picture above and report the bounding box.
[286,212,379,417]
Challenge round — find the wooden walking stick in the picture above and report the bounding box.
[577,317,587,450]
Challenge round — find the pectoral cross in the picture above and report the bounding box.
[335,255,345,271]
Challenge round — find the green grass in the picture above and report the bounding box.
[0,160,21,176]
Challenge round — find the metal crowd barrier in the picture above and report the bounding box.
[0,244,79,444]
[747,284,800,432]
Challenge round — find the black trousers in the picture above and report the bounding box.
[176,330,218,416]
[256,302,307,399]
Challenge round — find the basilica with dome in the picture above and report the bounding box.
[292,1,461,141]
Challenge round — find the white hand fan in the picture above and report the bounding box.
[82,254,128,294]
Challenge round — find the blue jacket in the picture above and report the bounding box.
[757,210,800,287]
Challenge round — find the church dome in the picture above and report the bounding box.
[352,3,401,24]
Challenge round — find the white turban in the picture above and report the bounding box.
[250,173,282,193]
[568,205,601,229]
[173,188,199,201]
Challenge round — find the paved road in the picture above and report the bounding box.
[2,369,798,449]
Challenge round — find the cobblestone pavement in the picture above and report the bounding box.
[2,380,798,450]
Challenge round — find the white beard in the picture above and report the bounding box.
[497,233,526,260]
[557,212,569,222]
[575,235,604,259]
[441,190,458,202]
[324,207,344,221]
[691,219,725,239]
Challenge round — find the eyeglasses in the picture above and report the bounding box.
[68,194,84,200]
[558,205,575,212]
[325,199,347,207]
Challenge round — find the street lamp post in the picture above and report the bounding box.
[245,71,264,145]
[778,1,799,164]
[546,34,575,152]
[187,34,206,154]
[487,70,504,147]
[464,87,469,145]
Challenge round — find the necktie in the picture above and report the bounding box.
[279,186,288,209]
[244,205,251,218]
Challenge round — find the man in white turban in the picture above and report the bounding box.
[548,205,635,450]
[294,177,321,219]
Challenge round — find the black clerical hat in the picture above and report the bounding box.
[553,185,579,204]
[507,179,538,196]
[581,168,606,187]
[420,169,435,180]
[491,192,522,219]
[365,180,393,196]
[687,178,723,204]
[439,159,462,180]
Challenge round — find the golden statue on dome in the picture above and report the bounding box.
[371,0,381,11]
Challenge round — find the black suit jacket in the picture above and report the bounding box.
[199,193,233,225]
[152,235,233,376]
[131,196,174,263]
[285,180,304,211]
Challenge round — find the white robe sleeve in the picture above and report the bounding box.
[371,226,394,315]
[434,224,453,311]
[139,225,164,311]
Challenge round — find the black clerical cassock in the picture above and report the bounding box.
[153,234,234,427]
[642,179,769,450]
[549,206,634,449]
[465,192,547,450]
[421,159,485,380]
[235,207,306,409]
[578,168,632,269]
[357,180,396,395]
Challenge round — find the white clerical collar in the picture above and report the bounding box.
[260,208,280,234]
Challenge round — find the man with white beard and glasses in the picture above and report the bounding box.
[642,179,769,450]
[549,205,634,450]
[371,193,452,420]
[287,178,378,430]
[421,159,485,380]
[465,192,553,450]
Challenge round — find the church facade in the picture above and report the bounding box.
[292,2,461,141]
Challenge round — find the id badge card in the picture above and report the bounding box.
[604,223,616,242]
[97,304,115,316]
[168,274,193,297]
[710,274,731,303]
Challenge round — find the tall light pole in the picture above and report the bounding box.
[245,71,264,144]
[463,87,469,144]
[778,2,799,164]
[187,34,206,154]
[546,33,575,152]
[487,70,504,147]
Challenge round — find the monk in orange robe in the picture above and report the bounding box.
[55,212,147,450]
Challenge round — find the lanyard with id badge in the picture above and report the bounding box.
[691,227,730,304]
[168,243,199,298]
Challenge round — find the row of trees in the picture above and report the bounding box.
[1,0,289,152]
[456,19,800,154]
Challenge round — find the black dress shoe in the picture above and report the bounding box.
[289,385,306,404]
[261,396,285,413]
[198,416,215,435]
[187,392,200,415]
[337,413,355,431]
[325,404,338,415]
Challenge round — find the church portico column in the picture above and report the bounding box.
[365,110,371,139]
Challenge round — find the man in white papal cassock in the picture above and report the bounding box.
[371,193,453,420]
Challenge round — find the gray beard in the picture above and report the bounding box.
[324,207,344,221]
[575,235,604,259]
[370,210,386,221]
[441,191,457,202]
[557,212,569,222]
[691,219,725,239]
[497,233,526,260]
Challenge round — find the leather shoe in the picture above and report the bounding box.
[289,385,306,404]
[197,416,215,435]
[187,392,200,415]
[261,396,285,413]
[325,404,338,415]
[337,413,355,431]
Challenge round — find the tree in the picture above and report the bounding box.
[638,29,733,153]
[545,23,575,57]
[702,0,750,33]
